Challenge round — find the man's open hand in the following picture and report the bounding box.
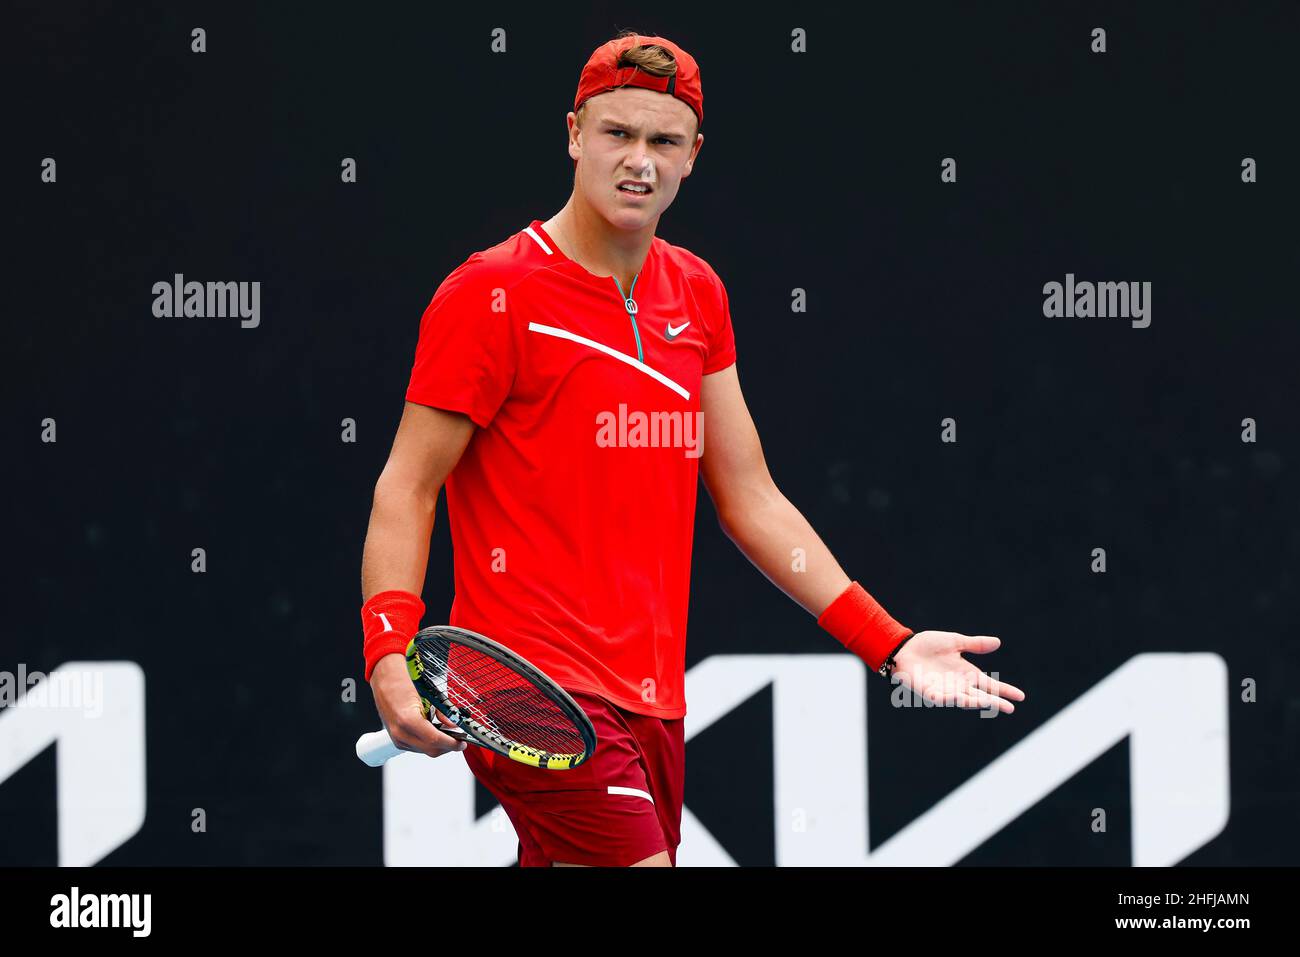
[890,631,1026,714]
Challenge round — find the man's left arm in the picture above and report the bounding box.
[698,364,1026,714]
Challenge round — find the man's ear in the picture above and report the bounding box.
[566,111,581,162]
[682,132,704,177]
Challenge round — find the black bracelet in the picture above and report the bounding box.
[877,631,917,678]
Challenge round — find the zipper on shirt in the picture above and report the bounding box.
[612,273,644,363]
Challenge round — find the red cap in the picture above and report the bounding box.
[574,33,703,131]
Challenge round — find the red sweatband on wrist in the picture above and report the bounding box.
[361,589,425,682]
[817,581,912,672]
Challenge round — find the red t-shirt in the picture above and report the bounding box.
[405,219,736,718]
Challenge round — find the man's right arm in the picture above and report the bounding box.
[360,400,476,757]
[362,400,475,598]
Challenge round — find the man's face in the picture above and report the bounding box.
[568,87,703,231]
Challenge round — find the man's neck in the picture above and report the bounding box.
[544,198,655,293]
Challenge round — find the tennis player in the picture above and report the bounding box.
[359,30,1026,867]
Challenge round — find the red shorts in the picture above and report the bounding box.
[463,689,685,867]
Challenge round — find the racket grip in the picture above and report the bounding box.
[356,729,402,767]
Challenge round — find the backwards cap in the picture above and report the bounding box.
[573,33,703,130]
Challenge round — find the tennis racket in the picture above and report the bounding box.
[355,625,597,770]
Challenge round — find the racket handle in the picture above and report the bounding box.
[356,730,402,767]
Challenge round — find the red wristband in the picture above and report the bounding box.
[361,589,425,682]
[817,581,912,672]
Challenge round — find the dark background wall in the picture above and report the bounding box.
[4,1,1297,865]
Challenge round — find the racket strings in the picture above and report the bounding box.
[416,640,585,756]
[451,669,581,753]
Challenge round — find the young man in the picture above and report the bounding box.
[359,31,1026,868]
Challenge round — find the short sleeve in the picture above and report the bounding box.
[405,254,519,428]
[697,263,737,375]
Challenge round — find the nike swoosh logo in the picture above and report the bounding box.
[665,321,690,340]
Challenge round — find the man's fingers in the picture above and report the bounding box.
[891,660,1023,714]
[957,687,1013,713]
[972,669,1027,702]
[957,634,1001,654]
[393,715,468,756]
[948,669,1013,712]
